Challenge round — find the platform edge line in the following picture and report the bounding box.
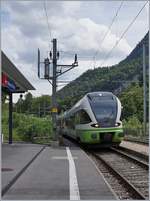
[66,147,80,200]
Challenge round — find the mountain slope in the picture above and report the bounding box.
[56,32,149,111]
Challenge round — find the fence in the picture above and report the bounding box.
[123,127,149,144]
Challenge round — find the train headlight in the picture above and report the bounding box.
[115,122,121,127]
[91,123,99,128]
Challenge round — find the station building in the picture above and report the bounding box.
[1,51,35,144]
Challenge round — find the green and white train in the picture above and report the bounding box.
[57,92,124,147]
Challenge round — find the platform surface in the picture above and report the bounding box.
[2,142,116,200]
[2,143,44,191]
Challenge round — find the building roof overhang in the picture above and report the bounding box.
[1,51,35,93]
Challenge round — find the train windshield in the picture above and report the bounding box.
[89,96,117,127]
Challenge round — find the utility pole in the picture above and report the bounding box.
[52,38,57,141]
[9,93,12,144]
[93,56,96,69]
[143,41,147,136]
[39,104,40,117]
[38,38,78,145]
[43,101,46,117]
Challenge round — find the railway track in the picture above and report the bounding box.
[115,146,148,162]
[89,148,149,200]
[124,137,149,145]
[111,147,149,167]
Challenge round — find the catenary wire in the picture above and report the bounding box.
[43,0,52,40]
[98,1,149,67]
[90,1,124,68]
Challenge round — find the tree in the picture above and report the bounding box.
[119,84,143,122]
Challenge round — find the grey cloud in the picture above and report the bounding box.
[19,51,35,64]
[1,1,148,99]
[2,1,65,38]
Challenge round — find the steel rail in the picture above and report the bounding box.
[124,138,149,145]
[116,146,149,161]
[92,152,147,200]
[110,147,149,169]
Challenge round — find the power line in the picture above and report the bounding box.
[60,50,93,59]
[95,1,123,57]
[99,0,149,67]
[90,1,124,68]
[43,0,52,40]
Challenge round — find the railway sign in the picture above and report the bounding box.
[51,107,58,113]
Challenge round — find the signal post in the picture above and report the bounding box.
[38,39,78,145]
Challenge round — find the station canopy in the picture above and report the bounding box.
[2,51,35,93]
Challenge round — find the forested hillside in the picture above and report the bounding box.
[12,32,148,125]
[56,32,149,124]
[2,33,148,142]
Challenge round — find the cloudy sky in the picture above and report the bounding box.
[1,1,149,102]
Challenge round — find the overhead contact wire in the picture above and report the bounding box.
[99,1,149,67]
[43,0,52,40]
[91,1,124,68]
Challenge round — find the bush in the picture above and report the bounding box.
[123,116,142,129]
[2,108,52,142]
[15,113,52,141]
[123,116,143,137]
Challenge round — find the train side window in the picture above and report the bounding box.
[65,119,69,127]
[70,115,75,129]
[65,115,75,129]
[79,110,91,124]
[75,112,80,124]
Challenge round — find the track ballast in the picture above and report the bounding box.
[89,148,149,200]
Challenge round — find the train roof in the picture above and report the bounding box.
[61,91,116,118]
[87,91,113,97]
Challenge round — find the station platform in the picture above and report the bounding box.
[2,142,116,200]
[120,140,149,156]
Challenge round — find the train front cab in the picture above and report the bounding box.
[80,92,124,146]
[76,126,124,147]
